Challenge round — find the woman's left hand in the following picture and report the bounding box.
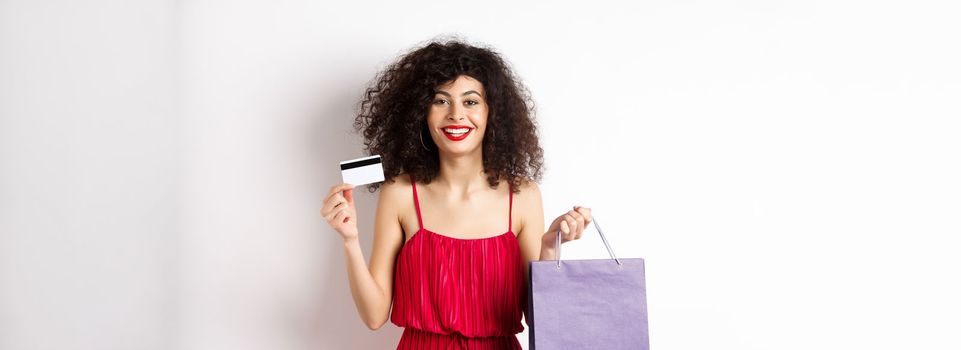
[542,206,592,248]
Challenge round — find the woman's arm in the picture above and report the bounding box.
[516,180,546,284]
[515,181,591,326]
[515,180,544,327]
[515,181,593,272]
[325,180,404,330]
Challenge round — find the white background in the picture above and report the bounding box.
[1,0,959,349]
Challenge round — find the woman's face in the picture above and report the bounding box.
[426,75,489,156]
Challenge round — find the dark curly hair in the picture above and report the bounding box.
[353,37,544,193]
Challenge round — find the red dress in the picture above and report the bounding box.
[391,175,526,349]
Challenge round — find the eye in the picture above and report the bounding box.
[465,100,479,106]
[433,99,449,105]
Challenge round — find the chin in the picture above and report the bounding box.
[440,144,481,156]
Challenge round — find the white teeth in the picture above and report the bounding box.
[443,128,470,135]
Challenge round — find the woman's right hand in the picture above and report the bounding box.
[322,183,359,242]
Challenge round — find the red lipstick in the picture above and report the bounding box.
[441,125,473,142]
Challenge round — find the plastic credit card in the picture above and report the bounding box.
[340,155,385,186]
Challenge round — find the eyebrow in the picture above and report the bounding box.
[434,90,483,98]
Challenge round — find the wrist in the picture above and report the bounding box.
[539,242,557,260]
[343,237,361,248]
[541,230,559,245]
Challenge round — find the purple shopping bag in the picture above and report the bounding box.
[528,217,649,350]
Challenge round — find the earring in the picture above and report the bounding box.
[419,131,431,151]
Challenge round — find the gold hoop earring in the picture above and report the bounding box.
[419,131,431,151]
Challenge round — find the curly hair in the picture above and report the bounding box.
[353,37,544,193]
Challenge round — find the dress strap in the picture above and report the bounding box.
[410,174,424,230]
[508,184,514,232]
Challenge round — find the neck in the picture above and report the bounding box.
[435,149,487,197]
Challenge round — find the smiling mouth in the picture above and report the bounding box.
[441,126,473,141]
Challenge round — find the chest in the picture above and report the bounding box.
[401,192,515,242]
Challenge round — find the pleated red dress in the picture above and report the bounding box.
[391,175,526,349]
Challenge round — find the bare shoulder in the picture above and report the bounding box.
[512,177,542,201]
[510,177,543,216]
[377,173,412,205]
[510,177,544,239]
[381,173,411,191]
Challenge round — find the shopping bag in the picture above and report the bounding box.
[528,216,649,350]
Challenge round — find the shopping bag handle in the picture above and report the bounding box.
[555,215,622,268]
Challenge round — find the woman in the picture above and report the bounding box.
[321,38,592,349]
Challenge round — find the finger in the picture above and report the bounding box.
[568,214,584,239]
[326,204,349,221]
[324,208,340,222]
[325,183,354,203]
[324,191,343,207]
[321,203,336,218]
[344,188,354,203]
[326,184,345,198]
[569,210,586,228]
[560,220,570,234]
[322,193,346,213]
[575,206,592,225]
[332,208,349,225]
[567,212,584,233]
[327,201,347,216]
[564,215,578,240]
[321,196,338,214]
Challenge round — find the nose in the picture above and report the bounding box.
[447,104,465,121]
